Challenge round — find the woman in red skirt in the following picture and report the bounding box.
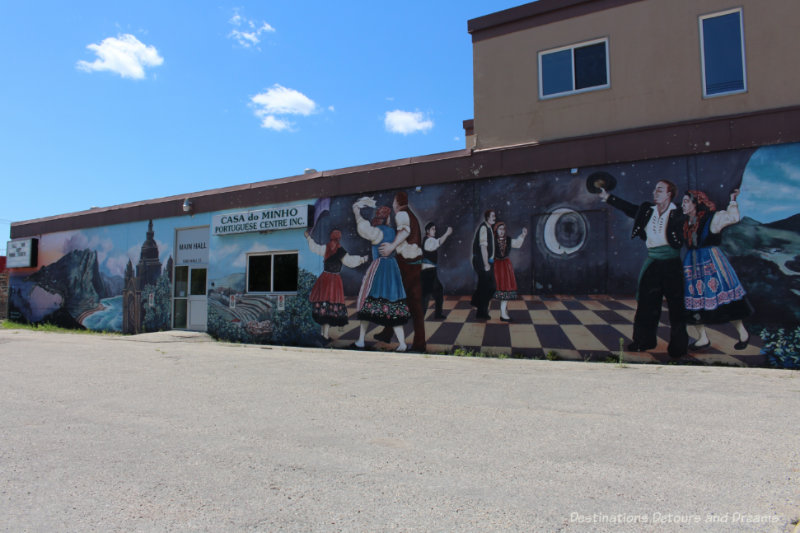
[306,229,367,341]
[492,221,528,322]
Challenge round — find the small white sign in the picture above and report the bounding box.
[176,227,209,265]
[7,239,37,268]
[277,294,286,311]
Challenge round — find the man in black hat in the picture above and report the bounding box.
[598,181,688,358]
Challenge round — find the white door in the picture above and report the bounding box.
[187,267,208,331]
[173,266,207,331]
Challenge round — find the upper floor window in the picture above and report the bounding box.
[538,38,609,99]
[247,251,298,293]
[699,8,746,97]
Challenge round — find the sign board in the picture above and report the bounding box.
[212,205,310,236]
[277,294,286,311]
[176,227,209,265]
[6,238,38,268]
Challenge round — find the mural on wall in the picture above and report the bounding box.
[206,215,320,346]
[8,219,174,333]
[7,142,800,365]
[199,142,800,365]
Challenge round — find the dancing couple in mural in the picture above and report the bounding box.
[344,196,411,351]
[594,171,752,356]
[470,209,528,321]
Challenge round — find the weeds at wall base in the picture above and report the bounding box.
[0,320,120,336]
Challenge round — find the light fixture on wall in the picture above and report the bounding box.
[182,198,193,213]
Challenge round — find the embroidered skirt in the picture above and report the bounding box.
[493,257,519,300]
[683,246,751,324]
[309,272,349,326]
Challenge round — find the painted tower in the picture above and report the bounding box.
[122,220,163,333]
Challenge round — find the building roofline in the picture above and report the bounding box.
[11,105,800,239]
[468,0,646,43]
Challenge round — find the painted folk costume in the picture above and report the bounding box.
[471,211,496,319]
[604,184,688,358]
[354,205,411,327]
[306,230,366,327]
[682,191,751,325]
[492,222,527,300]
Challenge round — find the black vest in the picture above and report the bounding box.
[472,222,494,272]
[323,248,346,273]
[423,237,438,266]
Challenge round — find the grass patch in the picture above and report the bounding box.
[1,320,121,336]
[448,347,547,361]
[452,347,492,358]
[544,350,560,361]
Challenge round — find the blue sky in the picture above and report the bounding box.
[0,0,524,254]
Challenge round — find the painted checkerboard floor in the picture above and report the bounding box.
[326,295,763,366]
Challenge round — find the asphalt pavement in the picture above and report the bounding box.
[0,329,798,532]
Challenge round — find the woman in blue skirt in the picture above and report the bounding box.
[681,188,752,351]
[351,198,411,351]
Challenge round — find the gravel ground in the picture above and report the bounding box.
[0,328,798,532]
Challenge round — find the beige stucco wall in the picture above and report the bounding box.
[472,0,800,149]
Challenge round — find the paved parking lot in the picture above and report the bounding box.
[0,329,798,532]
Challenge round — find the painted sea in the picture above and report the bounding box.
[81,296,123,332]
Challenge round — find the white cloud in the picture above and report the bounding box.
[259,115,292,131]
[252,85,316,115]
[105,254,132,278]
[61,231,114,266]
[384,110,434,135]
[250,84,317,131]
[76,34,163,80]
[105,244,139,277]
[228,10,275,48]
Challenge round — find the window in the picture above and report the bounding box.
[699,9,746,97]
[539,38,609,99]
[247,252,298,293]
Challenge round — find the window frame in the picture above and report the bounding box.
[538,37,610,100]
[245,251,299,294]
[698,8,747,98]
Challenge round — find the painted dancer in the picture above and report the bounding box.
[471,209,496,320]
[421,222,453,319]
[492,221,527,322]
[305,229,368,342]
[374,191,426,351]
[681,188,752,350]
[598,181,688,358]
[351,198,410,351]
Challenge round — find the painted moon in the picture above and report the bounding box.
[543,208,586,256]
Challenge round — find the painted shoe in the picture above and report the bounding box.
[689,340,711,352]
[734,334,750,350]
[627,342,656,352]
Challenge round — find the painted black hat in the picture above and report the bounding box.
[586,171,617,194]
